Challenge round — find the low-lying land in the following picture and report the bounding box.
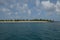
[0,19,54,23]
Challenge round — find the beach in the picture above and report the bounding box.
[0,21,48,23]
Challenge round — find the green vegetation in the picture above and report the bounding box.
[0,19,54,22]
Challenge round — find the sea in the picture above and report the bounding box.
[0,22,60,40]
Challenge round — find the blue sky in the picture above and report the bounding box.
[0,0,60,21]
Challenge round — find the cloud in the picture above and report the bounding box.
[38,13,41,15]
[0,0,7,6]
[10,4,14,8]
[28,9,31,15]
[55,1,60,14]
[0,0,5,4]
[41,0,60,15]
[0,7,12,17]
[36,0,40,7]
[41,0,55,11]
[23,3,28,8]
[15,12,18,15]
[8,12,12,15]
[0,0,60,20]
[0,8,10,12]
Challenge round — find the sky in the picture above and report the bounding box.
[0,0,60,21]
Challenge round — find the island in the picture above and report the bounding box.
[0,19,54,23]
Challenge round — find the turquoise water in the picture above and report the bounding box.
[0,22,60,40]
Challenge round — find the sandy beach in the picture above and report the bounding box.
[0,21,48,23]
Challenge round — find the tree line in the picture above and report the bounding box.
[0,19,54,22]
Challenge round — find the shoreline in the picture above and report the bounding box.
[0,21,48,23]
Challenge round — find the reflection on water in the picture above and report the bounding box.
[0,22,60,40]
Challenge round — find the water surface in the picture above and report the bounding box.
[0,22,60,40]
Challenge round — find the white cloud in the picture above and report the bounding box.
[8,12,12,15]
[41,0,60,15]
[38,13,40,15]
[23,3,28,9]
[15,3,29,14]
[36,0,40,7]
[10,4,14,8]
[0,0,5,5]
[15,12,18,15]
[20,3,29,13]
[16,3,21,8]
[28,9,31,15]
[41,0,55,10]
[41,0,57,16]
[1,8,10,12]
[0,0,10,6]
[55,1,60,13]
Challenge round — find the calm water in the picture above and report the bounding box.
[0,22,60,40]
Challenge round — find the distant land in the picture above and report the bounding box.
[0,19,54,23]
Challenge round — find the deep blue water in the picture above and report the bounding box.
[0,22,60,40]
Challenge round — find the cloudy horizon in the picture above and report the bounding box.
[0,0,60,21]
